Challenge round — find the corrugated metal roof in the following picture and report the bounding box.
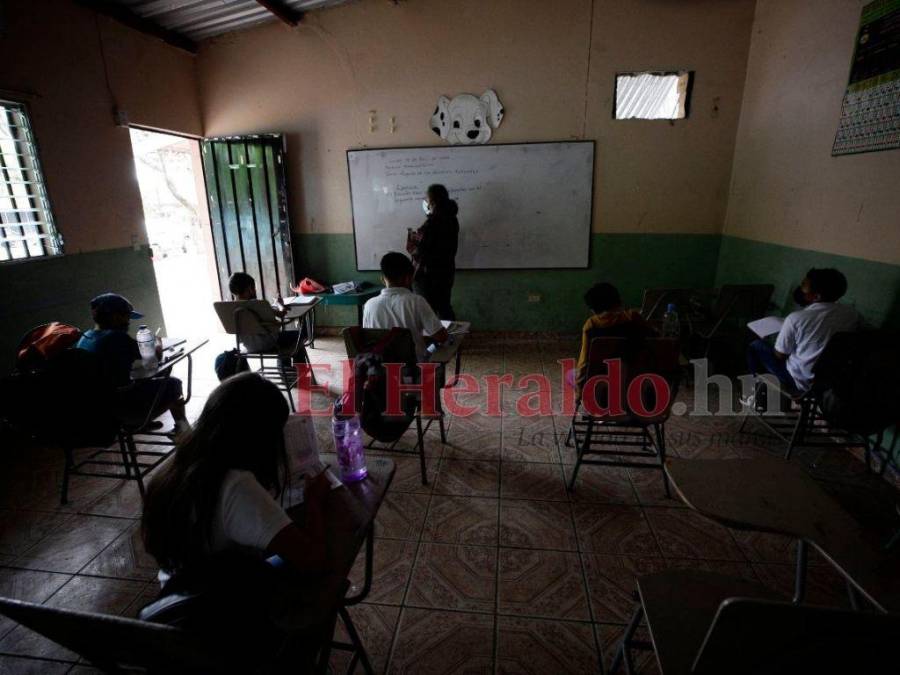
[111,0,355,42]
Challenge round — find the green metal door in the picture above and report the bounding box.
[201,135,294,301]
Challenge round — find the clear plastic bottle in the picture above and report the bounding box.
[135,325,157,368]
[332,401,367,482]
[662,303,680,338]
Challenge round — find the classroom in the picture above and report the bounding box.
[1,0,899,672]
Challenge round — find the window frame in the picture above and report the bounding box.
[612,71,694,121]
[0,98,63,264]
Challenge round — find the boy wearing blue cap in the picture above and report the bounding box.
[77,293,191,436]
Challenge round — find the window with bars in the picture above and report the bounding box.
[0,100,61,262]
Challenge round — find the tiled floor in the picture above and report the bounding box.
[1,334,899,674]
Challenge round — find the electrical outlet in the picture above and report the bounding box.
[527,293,542,303]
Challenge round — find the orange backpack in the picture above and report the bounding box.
[16,322,82,371]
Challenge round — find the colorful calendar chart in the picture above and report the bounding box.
[833,0,900,156]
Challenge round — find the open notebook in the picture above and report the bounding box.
[281,415,342,506]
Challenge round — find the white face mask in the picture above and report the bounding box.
[422,199,433,215]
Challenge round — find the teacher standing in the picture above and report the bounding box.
[408,184,459,320]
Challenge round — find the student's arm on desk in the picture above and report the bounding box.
[267,472,330,572]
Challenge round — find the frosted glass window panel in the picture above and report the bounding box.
[615,72,691,120]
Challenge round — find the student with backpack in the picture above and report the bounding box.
[76,293,191,437]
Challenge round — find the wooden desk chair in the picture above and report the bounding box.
[215,300,316,412]
[343,327,446,486]
[0,595,244,673]
[566,337,680,496]
[611,568,900,674]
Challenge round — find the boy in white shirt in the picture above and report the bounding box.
[747,268,860,398]
[363,252,448,361]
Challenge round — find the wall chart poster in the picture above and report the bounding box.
[832,0,900,156]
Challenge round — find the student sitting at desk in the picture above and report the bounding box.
[76,293,190,437]
[572,282,656,393]
[745,268,860,401]
[363,252,448,361]
[229,271,303,369]
[141,373,332,646]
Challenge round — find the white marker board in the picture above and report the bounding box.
[347,141,594,270]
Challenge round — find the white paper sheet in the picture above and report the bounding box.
[747,316,784,338]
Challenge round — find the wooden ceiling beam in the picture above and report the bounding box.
[76,0,198,55]
[254,0,304,27]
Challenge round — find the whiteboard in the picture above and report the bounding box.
[347,141,594,270]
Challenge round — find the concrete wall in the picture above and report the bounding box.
[0,0,203,358]
[196,0,756,330]
[718,0,900,326]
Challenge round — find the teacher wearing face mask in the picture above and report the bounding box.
[407,183,460,320]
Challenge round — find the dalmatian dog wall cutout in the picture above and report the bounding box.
[430,89,504,145]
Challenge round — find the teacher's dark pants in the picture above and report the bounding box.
[415,270,455,321]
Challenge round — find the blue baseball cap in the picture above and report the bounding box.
[89,293,143,320]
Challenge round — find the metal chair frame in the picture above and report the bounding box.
[566,337,680,497]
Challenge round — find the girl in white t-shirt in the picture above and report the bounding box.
[141,372,330,576]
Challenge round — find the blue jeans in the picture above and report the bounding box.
[746,339,798,392]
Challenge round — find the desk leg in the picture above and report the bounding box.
[344,525,374,606]
[793,539,808,604]
[357,303,364,326]
[184,354,194,404]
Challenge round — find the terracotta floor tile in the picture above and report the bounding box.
[0,568,71,641]
[0,511,74,558]
[406,543,497,613]
[388,608,494,674]
[423,496,498,546]
[498,548,589,620]
[596,623,661,675]
[500,462,567,502]
[501,421,560,464]
[331,603,400,675]
[572,504,660,557]
[348,539,417,605]
[0,655,73,673]
[79,523,159,581]
[499,500,576,551]
[375,492,430,540]
[752,562,852,609]
[441,428,503,461]
[643,507,744,561]
[581,554,669,624]
[0,576,145,662]
[627,467,683,507]
[386,456,439,494]
[496,616,600,674]
[16,515,132,574]
[434,460,500,498]
[566,466,638,505]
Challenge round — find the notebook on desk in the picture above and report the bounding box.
[442,320,471,335]
[283,295,318,306]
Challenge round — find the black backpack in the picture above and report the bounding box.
[345,327,418,443]
[214,349,250,382]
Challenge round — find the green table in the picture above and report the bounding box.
[311,286,383,331]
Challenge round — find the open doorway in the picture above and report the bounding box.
[129,128,221,338]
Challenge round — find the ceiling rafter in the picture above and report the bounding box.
[76,0,198,54]
[254,0,304,27]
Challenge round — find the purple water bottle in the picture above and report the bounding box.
[332,401,367,482]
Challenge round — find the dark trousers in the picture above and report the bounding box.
[747,339,798,392]
[415,272,455,321]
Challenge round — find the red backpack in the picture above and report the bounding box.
[16,322,83,372]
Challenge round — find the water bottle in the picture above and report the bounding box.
[136,325,157,368]
[332,401,367,482]
[662,304,680,338]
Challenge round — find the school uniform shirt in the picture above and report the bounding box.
[774,302,860,392]
[208,469,293,555]
[362,286,444,361]
[576,309,655,387]
[76,328,140,387]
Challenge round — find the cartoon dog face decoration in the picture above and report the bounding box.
[430,89,504,145]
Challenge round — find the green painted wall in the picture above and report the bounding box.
[293,233,723,332]
[0,246,165,362]
[715,236,900,329]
